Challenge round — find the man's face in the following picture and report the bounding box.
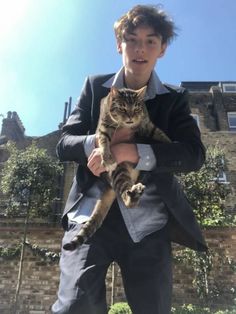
[117,25,167,80]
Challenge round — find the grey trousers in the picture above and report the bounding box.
[51,203,172,314]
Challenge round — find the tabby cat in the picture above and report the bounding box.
[63,86,171,250]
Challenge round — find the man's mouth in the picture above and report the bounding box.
[133,59,147,64]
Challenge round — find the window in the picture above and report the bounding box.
[216,169,227,183]
[227,112,236,130]
[213,158,228,184]
[191,114,200,128]
[222,83,236,93]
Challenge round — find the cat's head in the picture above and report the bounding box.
[108,86,147,128]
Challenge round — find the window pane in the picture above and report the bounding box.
[228,113,236,128]
[223,84,236,92]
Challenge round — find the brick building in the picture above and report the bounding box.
[181,81,236,212]
[0,83,236,313]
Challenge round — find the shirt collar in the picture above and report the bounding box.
[102,67,170,100]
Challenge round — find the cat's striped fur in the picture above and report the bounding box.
[63,86,171,250]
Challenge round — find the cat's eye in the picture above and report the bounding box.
[118,107,126,113]
[133,104,141,112]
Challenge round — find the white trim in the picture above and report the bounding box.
[213,157,228,183]
[222,83,236,93]
[227,112,236,129]
[191,114,200,128]
[215,171,227,183]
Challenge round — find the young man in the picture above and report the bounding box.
[52,5,207,314]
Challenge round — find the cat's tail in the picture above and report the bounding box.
[63,235,84,251]
[63,217,101,251]
[63,189,116,251]
[63,212,104,251]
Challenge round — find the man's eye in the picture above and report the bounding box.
[128,38,135,42]
[125,37,136,44]
[148,39,156,45]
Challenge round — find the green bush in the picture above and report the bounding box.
[108,302,132,314]
[171,304,236,314]
[214,310,236,314]
[171,304,210,313]
[108,302,236,314]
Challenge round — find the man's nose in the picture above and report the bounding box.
[135,40,145,53]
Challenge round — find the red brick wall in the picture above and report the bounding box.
[0,222,235,313]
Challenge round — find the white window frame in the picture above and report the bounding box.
[222,83,236,93]
[227,112,236,130]
[213,157,228,184]
[216,170,227,183]
[191,114,200,128]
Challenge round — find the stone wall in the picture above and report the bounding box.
[189,89,236,212]
[0,222,235,313]
[172,228,236,308]
[0,222,61,314]
[201,132,236,211]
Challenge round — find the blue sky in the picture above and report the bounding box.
[0,0,236,136]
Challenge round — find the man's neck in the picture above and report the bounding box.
[124,71,151,90]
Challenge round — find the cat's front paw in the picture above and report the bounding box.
[122,183,145,208]
[102,154,117,172]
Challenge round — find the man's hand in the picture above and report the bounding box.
[87,128,139,177]
[87,148,107,177]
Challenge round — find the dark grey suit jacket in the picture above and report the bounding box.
[56,74,208,252]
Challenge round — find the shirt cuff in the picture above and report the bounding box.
[84,134,96,157]
[136,144,156,171]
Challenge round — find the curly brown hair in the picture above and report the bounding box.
[114,5,177,45]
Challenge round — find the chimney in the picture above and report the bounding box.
[0,111,25,142]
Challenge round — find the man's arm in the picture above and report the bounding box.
[86,129,140,177]
[151,91,206,173]
[86,128,159,176]
[56,77,92,166]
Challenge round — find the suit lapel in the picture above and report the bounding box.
[90,86,110,134]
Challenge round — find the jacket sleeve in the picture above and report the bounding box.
[56,77,92,165]
[151,90,206,173]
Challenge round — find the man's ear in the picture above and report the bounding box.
[159,43,167,58]
[117,41,122,54]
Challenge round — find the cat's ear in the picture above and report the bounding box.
[136,86,147,99]
[110,86,119,97]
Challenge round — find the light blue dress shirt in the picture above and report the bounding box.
[67,68,170,242]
